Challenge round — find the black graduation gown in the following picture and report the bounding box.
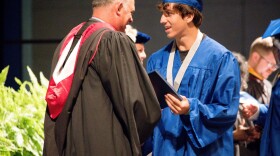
[43,22,161,156]
[246,73,272,104]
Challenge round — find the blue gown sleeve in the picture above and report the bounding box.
[181,52,241,148]
[260,78,280,156]
[254,104,268,126]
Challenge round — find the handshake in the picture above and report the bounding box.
[239,102,259,119]
[239,91,260,120]
[234,102,261,142]
[234,92,262,142]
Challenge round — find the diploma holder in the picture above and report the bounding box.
[148,71,183,109]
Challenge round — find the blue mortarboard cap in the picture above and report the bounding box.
[262,18,280,39]
[136,31,151,44]
[162,0,203,12]
[262,18,280,61]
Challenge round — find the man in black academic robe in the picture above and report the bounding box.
[43,1,161,155]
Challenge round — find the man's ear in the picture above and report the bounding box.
[115,2,123,16]
[252,52,260,61]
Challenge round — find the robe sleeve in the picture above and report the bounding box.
[260,78,280,156]
[253,104,268,126]
[181,52,241,148]
[92,31,161,144]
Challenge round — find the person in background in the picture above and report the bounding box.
[43,0,161,155]
[232,51,260,156]
[243,36,278,155]
[142,0,241,155]
[241,31,280,156]
[246,36,278,104]
[259,35,280,156]
[125,25,151,64]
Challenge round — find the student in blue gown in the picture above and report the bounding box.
[260,22,280,155]
[143,0,241,155]
[260,71,280,156]
[241,34,280,156]
[260,33,280,156]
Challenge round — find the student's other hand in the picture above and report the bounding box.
[165,94,190,115]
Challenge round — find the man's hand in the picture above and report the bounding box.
[240,103,258,119]
[165,94,189,115]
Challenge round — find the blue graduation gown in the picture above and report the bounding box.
[260,77,280,156]
[145,36,241,156]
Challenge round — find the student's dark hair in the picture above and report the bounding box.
[157,3,203,27]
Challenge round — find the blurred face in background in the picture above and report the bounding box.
[253,51,278,79]
[135,43,146,64]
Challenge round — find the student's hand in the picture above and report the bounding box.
[234,128,250,141]
[234,118,259,142]
[246,127,261,141]
[165,94,189,115]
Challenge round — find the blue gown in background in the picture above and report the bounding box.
[260,77,280,156]
[145,35,241,156]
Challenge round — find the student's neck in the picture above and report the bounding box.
[175,28,198,51]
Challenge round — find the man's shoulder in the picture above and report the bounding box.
[84,28,132,47]
[99,30,131,42]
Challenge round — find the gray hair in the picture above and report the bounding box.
[92,0,114,7]
[92,0,127,7]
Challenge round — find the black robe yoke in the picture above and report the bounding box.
[43,24,161,156]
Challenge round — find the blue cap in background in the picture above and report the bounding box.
[136,32,151,44]
[262,18,280,39]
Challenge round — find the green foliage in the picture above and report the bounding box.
[0,66,48,156]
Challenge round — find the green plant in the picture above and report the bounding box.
[0,66,48,156]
